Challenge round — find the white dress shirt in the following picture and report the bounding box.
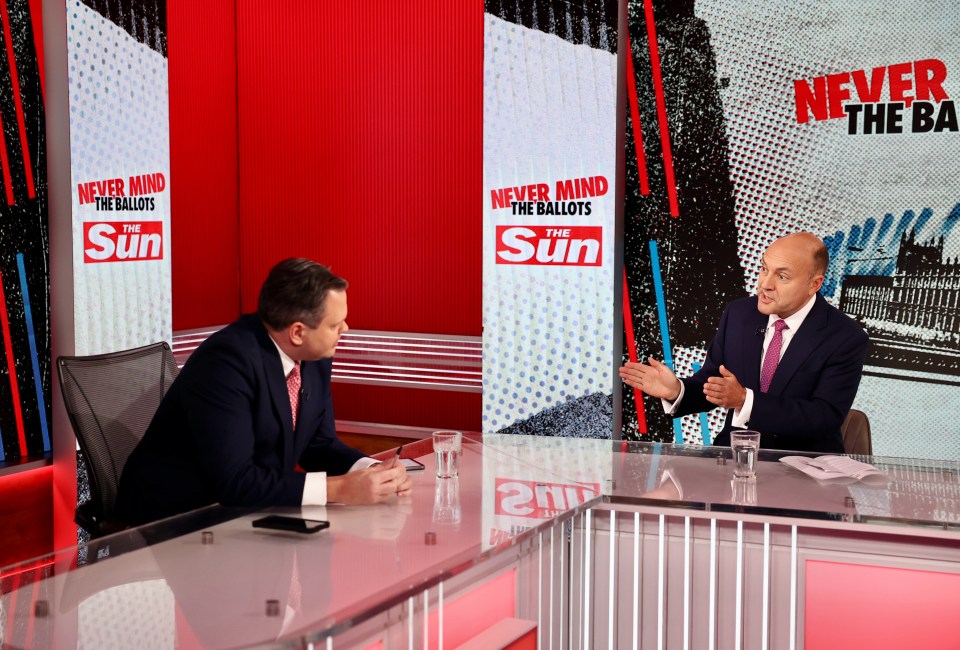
[269,338,376,505]
[664,293,819,429]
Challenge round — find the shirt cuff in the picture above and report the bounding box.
[301,471,328,506]
[302,458,376,506]
[661,381,685,415]
[732,388,754,428]
[351,457,379,471]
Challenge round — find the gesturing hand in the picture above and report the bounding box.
[703,365,747,409]
[618,357,682,401]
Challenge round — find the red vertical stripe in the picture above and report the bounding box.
[0,266,27,456]
[625,30,649,196]
[26,0,43,103]
[0,100,13,205]
[641,0,679,217]
[622,268,648,434]
[0,0,36,199]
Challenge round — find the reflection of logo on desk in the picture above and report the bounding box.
[494,478,599,518]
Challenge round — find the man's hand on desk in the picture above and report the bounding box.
[619,357,682,401]
[327,462,412,504]
[703,365,747,409]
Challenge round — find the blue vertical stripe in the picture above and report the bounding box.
[16,253,50,452]
[649,240,684,443]
[692,362,711,446]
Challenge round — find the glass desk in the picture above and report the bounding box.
[1,436,958,649]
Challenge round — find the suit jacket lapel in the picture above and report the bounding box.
[293,366,314,448]
[740,305,767,392]
[254,322,296,469]
[767,294,828,394]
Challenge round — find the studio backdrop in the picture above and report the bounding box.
[0,0,49,462]
[482,0,621,440]
[69,0,172,356]
[484,0,960,460]
[622,0,960,460]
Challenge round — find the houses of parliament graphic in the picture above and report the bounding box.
[841,230,960,377]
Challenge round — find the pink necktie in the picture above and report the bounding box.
[287,363,301,429]
[759,319,788,393]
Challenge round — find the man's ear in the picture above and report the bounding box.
[810,274,824,293]
[288,322,306,346]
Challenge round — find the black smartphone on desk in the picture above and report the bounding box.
[252,515,329,534]
[401,457,426,472]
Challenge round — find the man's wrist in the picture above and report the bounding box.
[325,475,341,503]
[669,382,682,402]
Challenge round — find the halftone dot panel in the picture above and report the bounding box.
[673,346,726,444]
[685,1,960,458]
[68,2,172,355]
[698,0,960,287]
[483,13,617,433]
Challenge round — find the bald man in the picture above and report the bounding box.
[620,232,869,453]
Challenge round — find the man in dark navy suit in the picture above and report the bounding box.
[117,259,410,525]
[620,232,869,453]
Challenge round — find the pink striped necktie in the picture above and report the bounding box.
[287,363,301,429]
[759,319,788,393]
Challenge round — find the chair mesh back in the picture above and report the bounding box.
[58,342,179,521]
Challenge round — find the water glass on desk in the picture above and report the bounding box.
[730,430,761,479]
[433,430,462,478]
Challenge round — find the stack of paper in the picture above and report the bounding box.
[779,455,887,484]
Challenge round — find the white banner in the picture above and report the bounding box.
[68,2,171,354]
[482,8,619,437]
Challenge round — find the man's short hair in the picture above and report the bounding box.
[812,240,829,277]
[257,258,348,330]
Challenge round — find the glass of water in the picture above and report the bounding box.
[730,430,761,479]
[432,430,462,479]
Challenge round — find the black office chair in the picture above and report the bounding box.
[58,342,179,537]
[841,408,872,456]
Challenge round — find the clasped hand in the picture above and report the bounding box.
[327,462,412,505]
[703,365,747,409]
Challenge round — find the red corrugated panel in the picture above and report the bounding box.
[168,0,241,330]
[235,0,483,335]
[0,466,52,569]
[333,382,480,432]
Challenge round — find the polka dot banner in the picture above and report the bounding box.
[483,11,618,436]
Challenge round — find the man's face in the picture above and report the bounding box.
[756,237,823,319]
[296,290,349,360]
